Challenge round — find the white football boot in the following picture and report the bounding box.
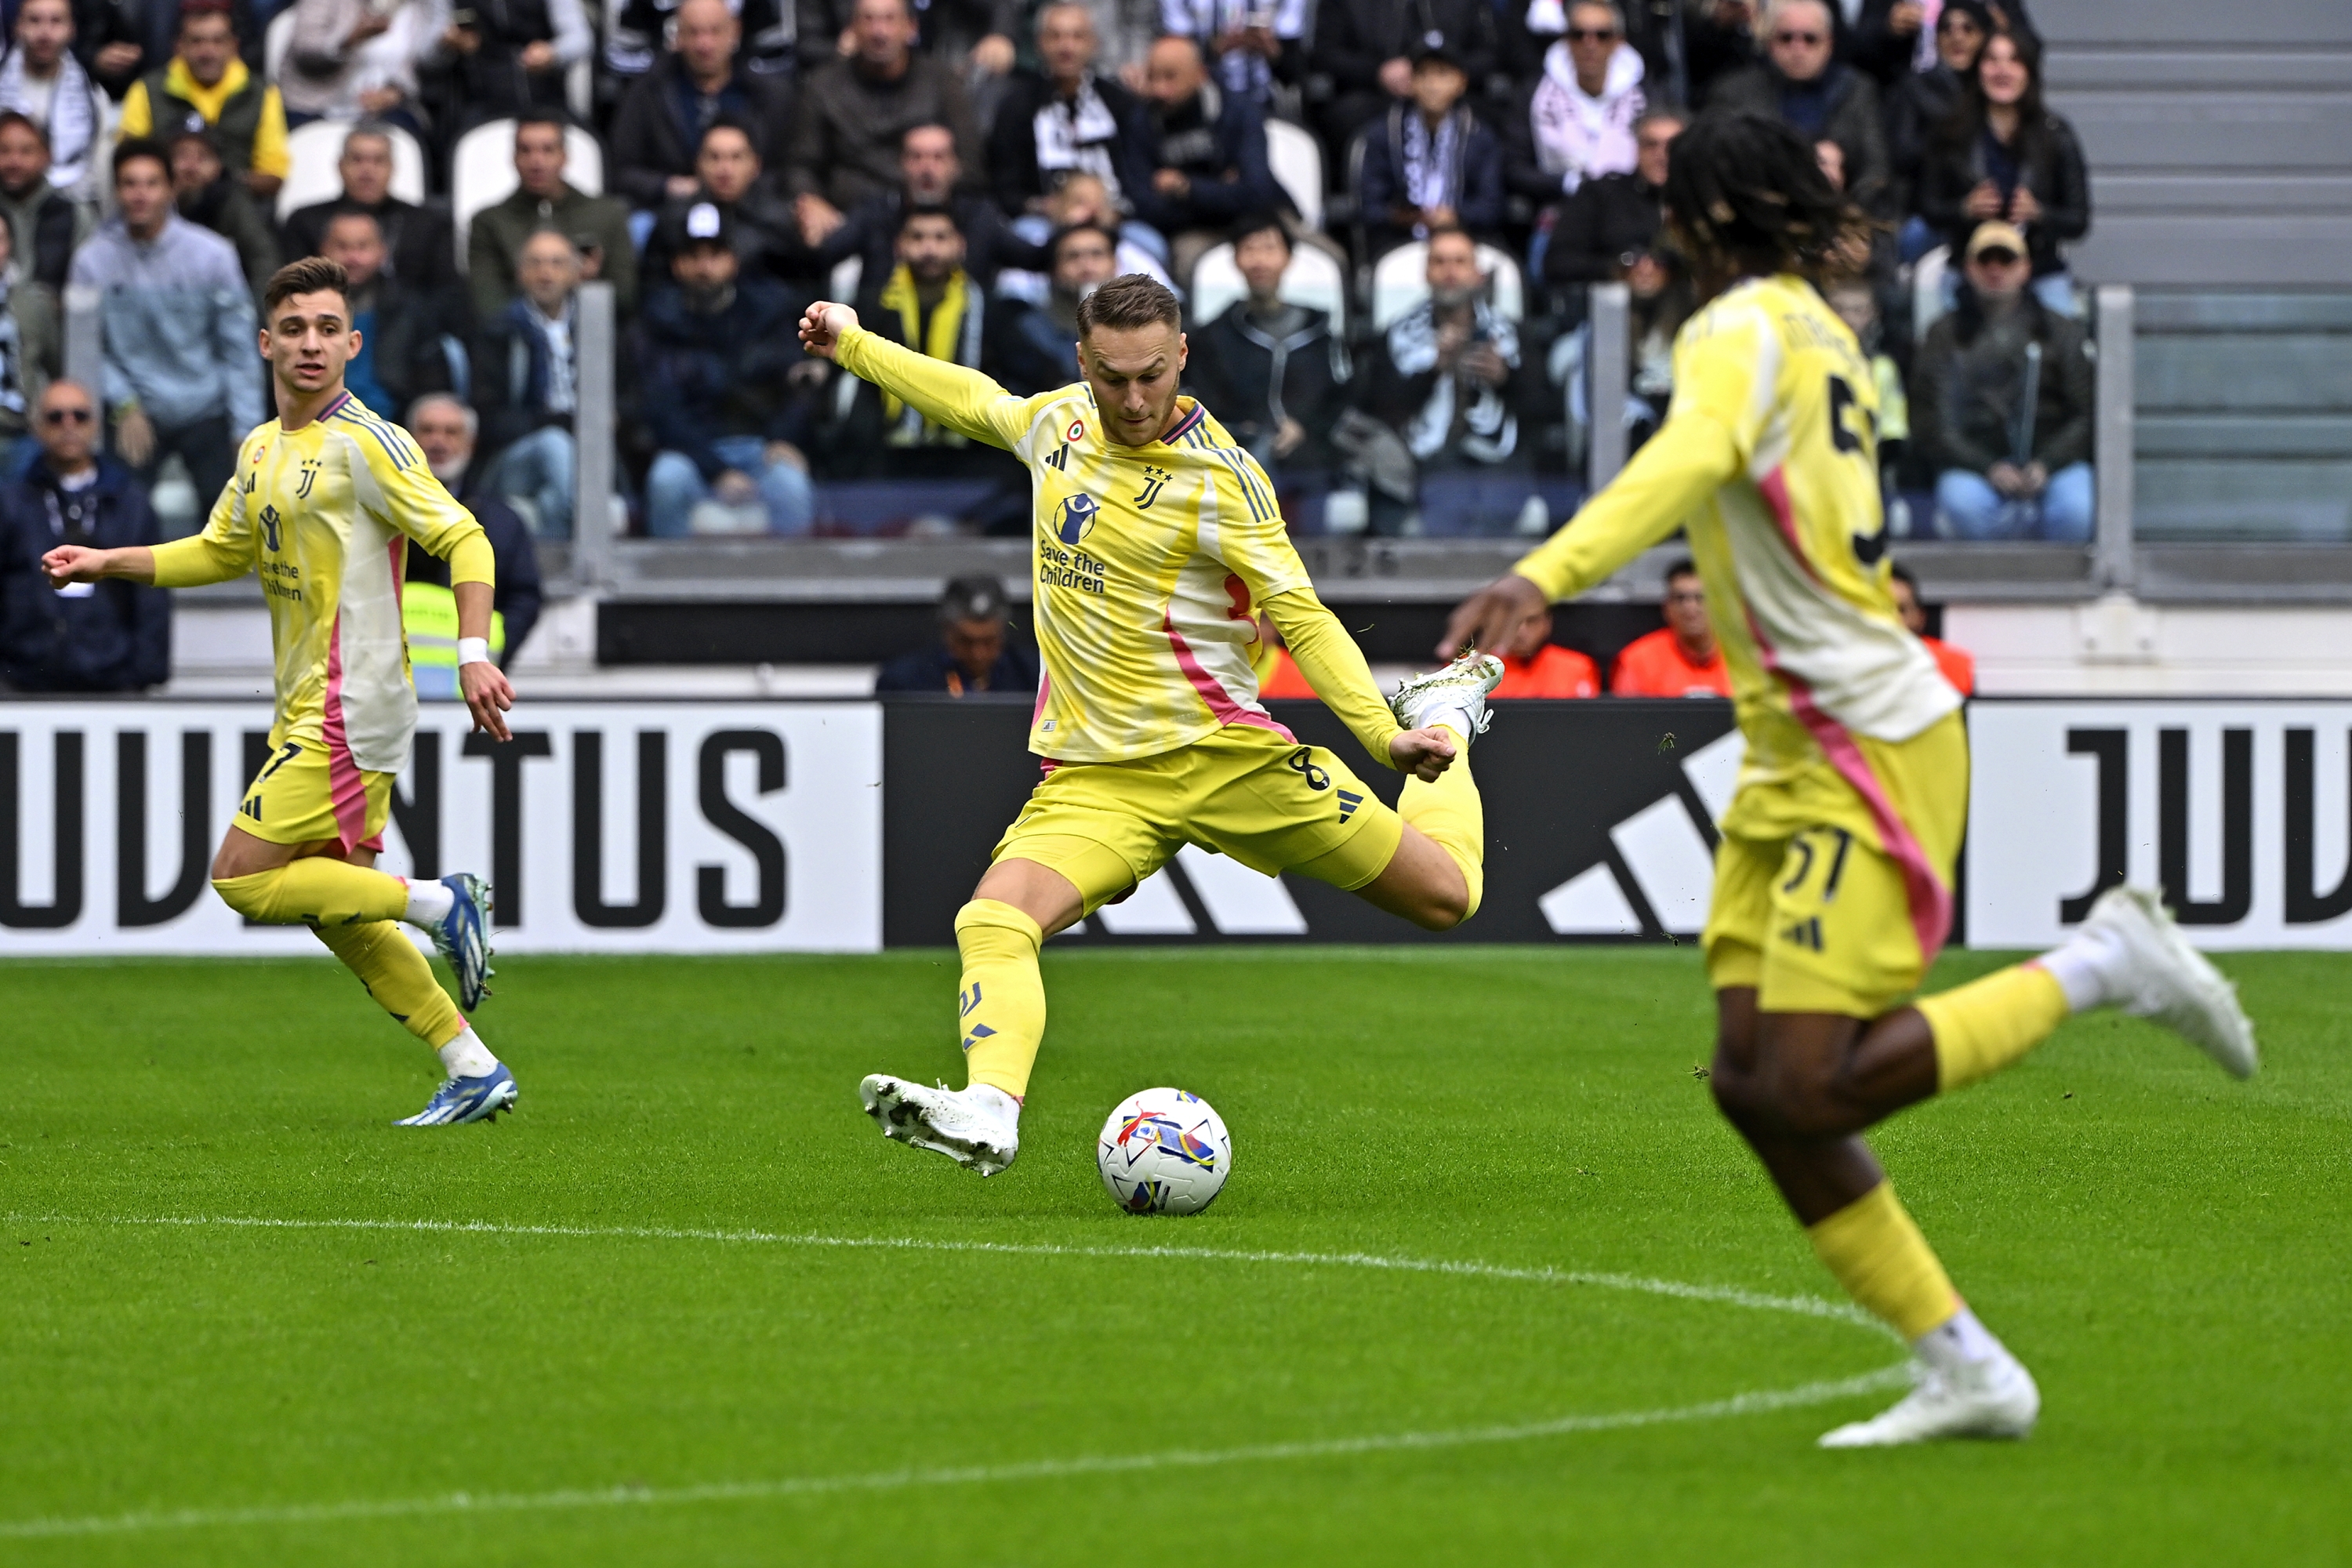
[1818,1355,2041,1448]
[2078,886,2259,1078]
[1390,651,1507,742]
[858,1075,1019,1176]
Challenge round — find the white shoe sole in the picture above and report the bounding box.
[858,1075,1018,1176]
[2096,886,2259,1079]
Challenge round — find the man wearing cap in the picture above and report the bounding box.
[1354,45,1504,260]
[1913,220,2095,542]
[1307,0,1497,152]
[875,573,1039,695]
[633,199,815,536]
[118,0,289,201]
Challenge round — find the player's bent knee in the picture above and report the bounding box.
[210,869,282,923]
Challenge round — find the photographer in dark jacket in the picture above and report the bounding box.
[0,379,169,691]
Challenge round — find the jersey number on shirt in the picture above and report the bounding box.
[1828,374,1889,565]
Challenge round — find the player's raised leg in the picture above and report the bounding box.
[1367,651,1504,927]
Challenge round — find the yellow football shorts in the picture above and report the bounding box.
[1703,712,1969,1018]
[994,724,1404,913]
[237,736,394,855]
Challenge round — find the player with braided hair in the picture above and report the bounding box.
[1445,111,2256,1446]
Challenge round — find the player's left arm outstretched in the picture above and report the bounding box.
[44,458,259,592]
[360,429,515,740]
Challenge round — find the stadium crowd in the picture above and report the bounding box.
[0,0,2053,688]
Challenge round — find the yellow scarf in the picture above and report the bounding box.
[877,264,969,431]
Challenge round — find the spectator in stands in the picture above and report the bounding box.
[836,203,999,475]
[643,116,807,281]
[1914,220,2093,542]
[827,121,1025,290]
[0,113,91,289]
[278,0,440,130]
[609,0,794,211]
[1680,0,1757,107]
[320,209,458,418]
[0,220,56,473]
[609,0,790,82]
[989,220,1116,394]
[1710,0,1890,216]
[1506,0,1646,212]
[1888,560,1973,695]
[1360,226,1540,535]
[406,393,543,664]
[475,227,587,538]
[993,166,1170,300]
[66,0,145,99]
[1845,0,1930,86]
[786,0,985,249]
[987,3,1151,223]
[1184,215,1348,499]
[797,0,1018,78]
[1356,47,1505,259]
[1886,0,1987,229]
[1306,0,1497,154]
[119,0,288,201]
[73,139,257,518]
[169,128,278,300]
[875,573,1037,694]
[0,0,105,201]
[469,111,637,321]
[423,0,590,124]
[635,200,816,536]
[278,122,457,293]
[1134,33,1282,284]
[1541,104,1678,292]
[0,379,169,691]
[1915,25,2086,310]
[1489,604,1599,697]
[1611,558,1730,695]
[1159,0,1302,107]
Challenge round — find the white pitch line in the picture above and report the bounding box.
[0,1212,1909,1541]
[5,1211,1889,1330]
[0,1367,1912,1541]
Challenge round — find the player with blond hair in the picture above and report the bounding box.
[1445,111,2256,1446]
[800,273,1503,1176]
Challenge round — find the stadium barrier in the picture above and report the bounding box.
[4,699,2348,953]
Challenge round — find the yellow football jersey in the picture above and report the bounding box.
[1515,272,1959,790]
[151,392,488,774]
[835,328,1338,765]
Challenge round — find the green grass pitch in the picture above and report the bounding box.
[3,946,2347,1564]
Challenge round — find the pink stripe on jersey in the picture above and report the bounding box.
[1745,609,1951,962]
[1756,466,1820,582]
[1162,611,1295,742]
[321,614,370,855]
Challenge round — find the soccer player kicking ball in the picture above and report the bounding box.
[800,274,1501,1176]
[1445,113,2256,1448]
[44,256,521,1127]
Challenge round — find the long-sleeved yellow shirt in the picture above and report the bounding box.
[834,326,1403,767]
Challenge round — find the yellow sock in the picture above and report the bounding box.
[1918,964,2071,1093]
[955,899,1046,1099]
[1806,1181,1959,1341]
[213,859,410,927]
[1398,724,1484,920]
[312,920,464,1048]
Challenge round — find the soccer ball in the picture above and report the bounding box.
[1097,1088,1232,1215]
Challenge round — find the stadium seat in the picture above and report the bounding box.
[263,9,295,83]
[1187,240,1346,328]
[1265,119,1323,232]
[1369,241,1523,331]
[275,119,430,223]
[452,119,605,267]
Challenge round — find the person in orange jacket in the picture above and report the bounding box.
[1490,603,1599,697]
[1610,557,1732,696]
[1890,561,1976,695]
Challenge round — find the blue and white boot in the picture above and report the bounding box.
[397,1062,519,1126]
[427,872,495,1010]
[1390,651,1506,743]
